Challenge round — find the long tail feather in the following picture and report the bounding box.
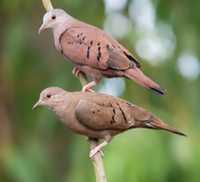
[144,118,186,136]
[125,68,165,95]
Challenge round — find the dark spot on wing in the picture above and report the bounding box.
[82,36,86,41]
[97,44,102,61]
[120,107,127,123]
[111,109,116,124]
[123,51,141,68]
[112,109,116,121]
[87,46,91,59]
[117,103,127,123]
[90,41,94,46]
[97,50,101,61]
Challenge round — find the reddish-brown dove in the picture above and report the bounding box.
[39,9,165,94]
[33,87,185,157]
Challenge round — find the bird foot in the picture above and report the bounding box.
[82,81,96,92]
[72,67,81,77]
[89,140,108,158]
[89,147,104,158]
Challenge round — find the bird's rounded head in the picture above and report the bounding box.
[38,9,72,34]
[33,87,67,109]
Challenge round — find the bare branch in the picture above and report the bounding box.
[42,0,54,11]
[78,74,107,182]
[39,0,107,179]
[89,140,107,182]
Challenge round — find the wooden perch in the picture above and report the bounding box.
[42,0,54,11]
[80,73,107,182]
[90,139,107,182]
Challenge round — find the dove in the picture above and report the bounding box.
[33,87,185,157]
[38,9,165,94]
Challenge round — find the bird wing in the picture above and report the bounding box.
[59,24,140,71]
[74,98,137,131]
[74,93,186,136]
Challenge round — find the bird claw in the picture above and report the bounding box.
[82,81,96,92]
[89,140,108,158]
[72,67,81,77]
[89,148,104,158]
[82,86,95,92]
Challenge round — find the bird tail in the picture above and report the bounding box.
[142,117,186,136]
[125,68,165,95]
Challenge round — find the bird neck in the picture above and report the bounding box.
[53,18,75,50]
[51,93,72,120]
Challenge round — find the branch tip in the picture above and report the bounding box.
[42,0,54,11]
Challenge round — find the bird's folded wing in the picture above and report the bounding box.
[106,45,141,70]
[60,25,140,71]
[74,99,134,130]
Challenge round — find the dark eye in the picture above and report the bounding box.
[46,94,51,98]
[52,15,56,20]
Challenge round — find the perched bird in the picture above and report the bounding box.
[33,87,185,157]
[38,9,164,94]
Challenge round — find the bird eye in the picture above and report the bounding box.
[51,15,56,20]
[46,94,51,98]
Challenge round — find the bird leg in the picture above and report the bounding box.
[72,67,96,92]
[82,81,96,92]
[89,135,112,158]
[72,67,82,77]
[89,140,108,158]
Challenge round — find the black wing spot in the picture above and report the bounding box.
[123,51,141,68]
[87,46,91,59]
[112,109,116,122]
[82,36,86,41]
[119,106,127,123]
[97,46,101,61]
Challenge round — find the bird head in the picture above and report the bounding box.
[33,87,67,109]
[38,9,72,34]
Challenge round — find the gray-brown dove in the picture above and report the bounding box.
[39,9,164,94]
[33,87,185,157]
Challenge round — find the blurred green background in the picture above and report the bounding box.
[0,0,199,181]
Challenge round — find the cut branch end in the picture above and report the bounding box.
[42,0,54,11]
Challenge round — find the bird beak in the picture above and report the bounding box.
[32,99,42,110]
[38,23,47,34]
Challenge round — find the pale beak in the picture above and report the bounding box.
[32,99,42,110]
[38,23,47,34]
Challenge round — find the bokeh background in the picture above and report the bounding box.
[0,0,199,181]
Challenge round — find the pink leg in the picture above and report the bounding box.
[72,67,82,77]
[82,81,96,92]
[89,141,108,158]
